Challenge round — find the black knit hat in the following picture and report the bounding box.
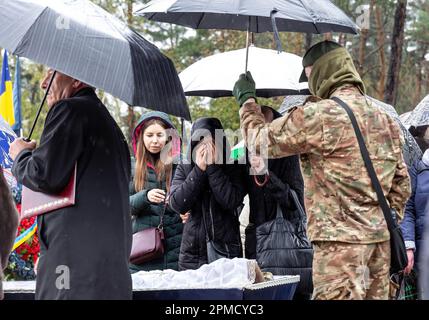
[299,40,342,82]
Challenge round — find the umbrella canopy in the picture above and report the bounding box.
[179,46,309,98]
[0,0,190,120]
[406,95,429,128]
[136,0,358,34]
[399,111,412,129]
[279,94,311,113]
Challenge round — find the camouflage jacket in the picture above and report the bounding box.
[240,85,411,243]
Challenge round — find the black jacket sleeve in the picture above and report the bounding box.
[206,164,246,211]
[12,101,85,194]
[401,161,418,243]
[265,155,305,211]
[169,164,207,214]
[264,170,294,209]
[129,189,151,217]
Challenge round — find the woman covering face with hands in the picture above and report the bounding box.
[169,117,246,270]
[129,111,183,272]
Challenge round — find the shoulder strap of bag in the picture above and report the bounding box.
[158,169,174,230]
[201,195,214,241]
[158,198,167,230]
[276,189,305,220]
[289,189,306,220]
[331,96,397,232]
[276,203,283,218]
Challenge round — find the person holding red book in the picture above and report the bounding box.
[9,69,132,300]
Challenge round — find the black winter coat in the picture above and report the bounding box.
[169,117,246,270]
[244,107,312,297]
[170,164,246,270]
[245,155,305,255]
[246,156,313,297]
[129,164,183,272]
[129,111,183,272]
[12,88,132,300]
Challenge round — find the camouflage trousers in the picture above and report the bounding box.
[312,241,390,300]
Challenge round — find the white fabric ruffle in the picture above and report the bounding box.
[132,258,257,290]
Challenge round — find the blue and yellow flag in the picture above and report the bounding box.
[13,220,38,252]
[0,50,15,127]
[12,57,21,136]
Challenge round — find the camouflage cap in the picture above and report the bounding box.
[299,40,343,83]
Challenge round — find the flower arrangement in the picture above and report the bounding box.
[15,212,40,264]
[4,187,39,281]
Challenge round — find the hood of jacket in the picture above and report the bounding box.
[132,111,178,156]
[309,47,366,99]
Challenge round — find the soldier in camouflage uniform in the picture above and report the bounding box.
[233,41,411,300]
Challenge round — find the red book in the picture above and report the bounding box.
[21,164,77,220]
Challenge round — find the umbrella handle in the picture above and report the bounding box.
[245,17,250,74]
[270,9,283,53]
[25,71,57,141]
[245,32,256,75]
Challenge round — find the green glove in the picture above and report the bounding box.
[233,71,257,106]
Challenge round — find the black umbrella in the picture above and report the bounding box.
[136,0,358,72]
[0,0,191,131]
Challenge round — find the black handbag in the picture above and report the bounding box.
[203,200,242,263]
[332,97,408,275]
[256,189,313,295]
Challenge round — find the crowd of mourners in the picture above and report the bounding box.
[1,40,428,300]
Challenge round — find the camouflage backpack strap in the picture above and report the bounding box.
[331,97,393,225]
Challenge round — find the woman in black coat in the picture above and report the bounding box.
[245,106,313,300]
[169,117,246,270]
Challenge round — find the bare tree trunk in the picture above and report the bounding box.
[338,33,347,47]
[426,60,429,98]
[324,33,332,41]
[358,30,368,75]
[414,61,422,106]
[414,46,428,106]
[305,33,312,51]
[295,33,304,55]
[375,4,386,100]
[384,0,407,105]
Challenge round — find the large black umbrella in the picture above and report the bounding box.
[136,0,358,72]
[136,0,358,34]
[0,0,190,122]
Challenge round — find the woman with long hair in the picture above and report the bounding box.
[129,111,182,272]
